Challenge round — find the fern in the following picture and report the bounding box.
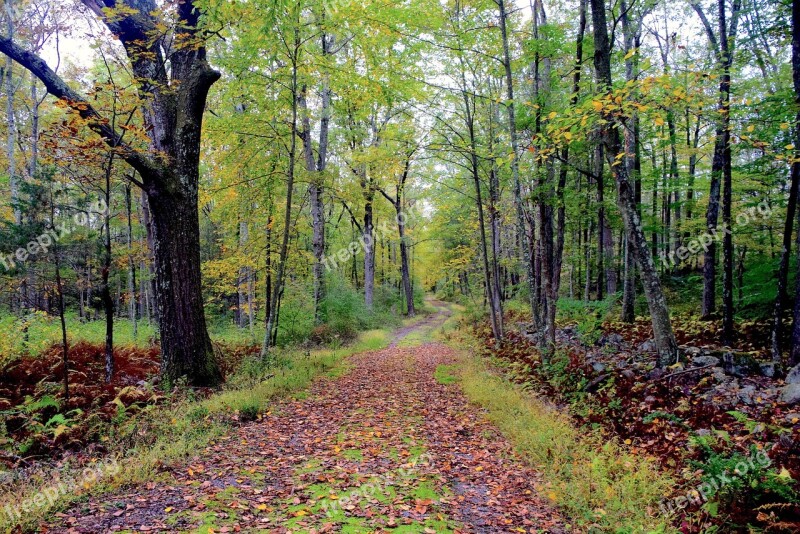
[22,395,60,414]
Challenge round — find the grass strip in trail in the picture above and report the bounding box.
[450,337,676,532]
[0,328,393,533]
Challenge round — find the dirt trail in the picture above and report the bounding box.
[49,312,567,533]
[388,300,451,348]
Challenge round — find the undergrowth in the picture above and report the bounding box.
[457,351,676,532]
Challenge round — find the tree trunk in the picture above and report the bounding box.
[498,0,537,323]
[590,0,679,367]
[125,184,138,340]
[692,0,741,321]
[788,0,800,367]
[101,155,115,383]
[5,1,19,225]
[363,191,375,310]
[299,25,332,324]
[621,0,642,322]
[263,24,300,357]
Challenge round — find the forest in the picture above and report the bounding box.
[1,0,800,532]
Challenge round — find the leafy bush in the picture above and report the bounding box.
[321,275,369,341]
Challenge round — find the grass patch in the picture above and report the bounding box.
[0,328,392,533]
[434,364,458,385]
[458,354,676,533]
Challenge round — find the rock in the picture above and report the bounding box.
[644,395,657,405]
[759,363,778,379]
[639,340,656,352]
[712,367,728,382]
[561,325,577,337]
[601,333,624,346]
[647,368,666,380]
[737,385,757,405]
[722,352,760,378]
[621,369,636,380]
[692,355,721,368]
[592,362,607,373]
[786,363,800,384]
[780,383,800,405]
[684,346,702,357]
[695,428,711,437]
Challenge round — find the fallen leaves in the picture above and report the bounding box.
[47,339,567,533]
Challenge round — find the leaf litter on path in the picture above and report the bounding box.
[48,339,567,533]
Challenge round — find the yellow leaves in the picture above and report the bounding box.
[781,123,790,130]
[623,48,637,60]
[654,117,665,127]
[563,131,573,141]
[592,100,604,112]
[786,144,796,151]
[256,503,268,511]
[547,111,557,120]
[747,125,755,133]
[164,507,174,513]
[778,467,793,481]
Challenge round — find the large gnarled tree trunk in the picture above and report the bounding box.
[0,0,223,386]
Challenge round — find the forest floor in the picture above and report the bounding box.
[472,311,800,532]
[44,305,568,533]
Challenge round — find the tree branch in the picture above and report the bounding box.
[0,36,166,188]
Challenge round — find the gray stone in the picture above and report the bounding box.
[722,352,760,378]
[786,363,800,384]
[692,355,721,368]
[759,363,778,379]
[639,340,656,352]
[684,346,702,357]
[737,385,757,405]
[780,383,800,405]
[592,362,607,373]
[621,369,636,379]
